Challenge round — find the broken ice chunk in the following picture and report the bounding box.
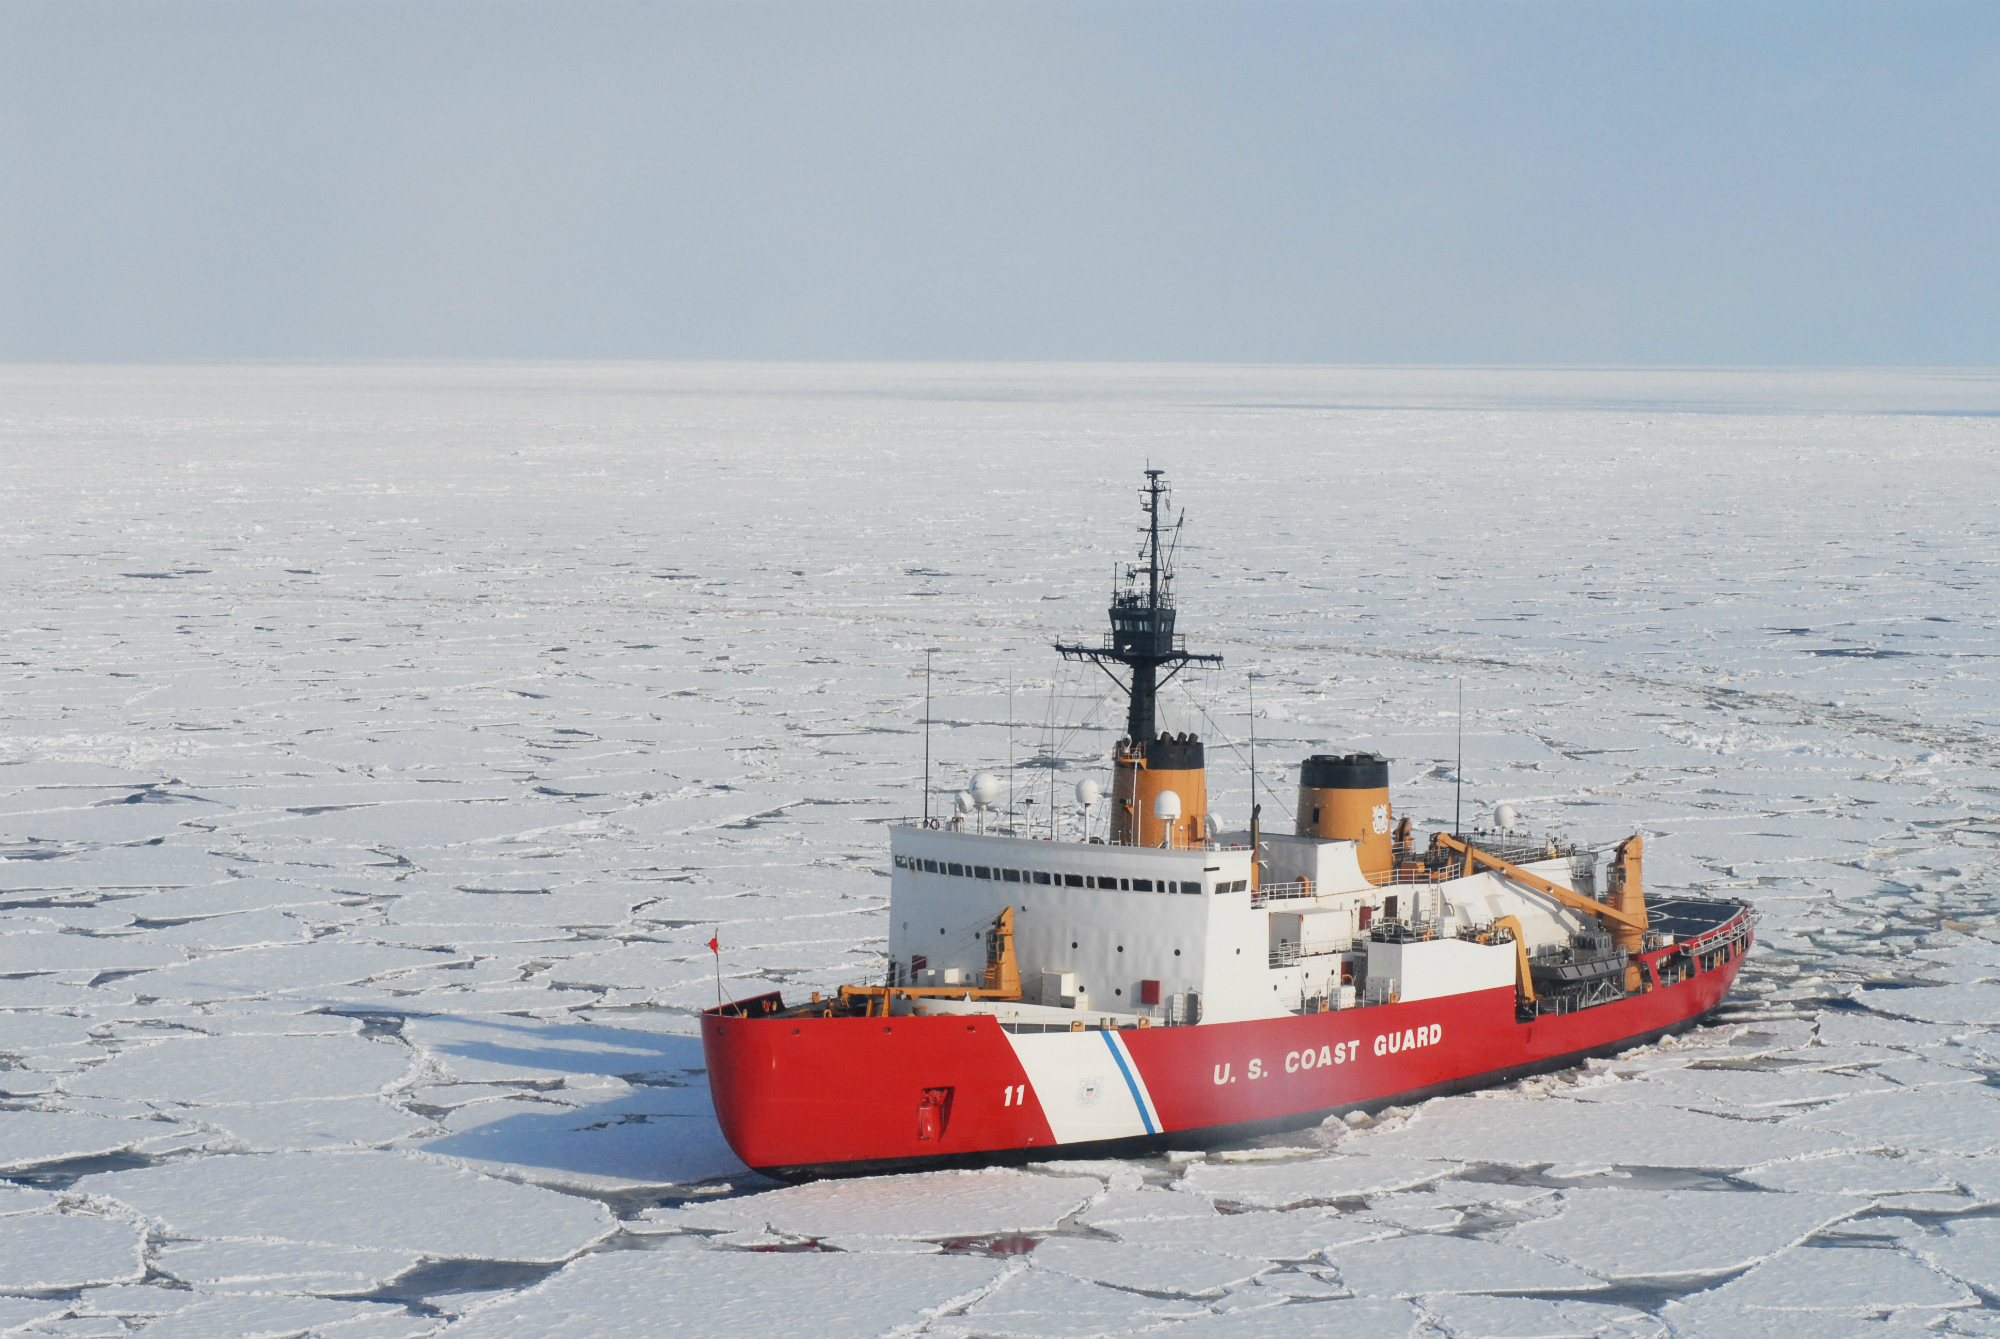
[1503,1188,1856,1284]
[1179,1155,1464,1209]
[1327,1234,1606,1297]
[74,1151,613,1262]
[667,1166,1097,1242]
[67,1031,414,1105]
[438,1248,1008,1339]
[0,1212,145,1289]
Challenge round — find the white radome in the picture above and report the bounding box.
[1152,789,1182,820]
[1075,778,1102,807]
[1494,803,1518,830]
[954,790,975,815]
[970,773,1001,808]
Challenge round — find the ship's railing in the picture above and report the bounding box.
[1249,880,1313,906]
[886,818,1252,853]
[1267,941,1350,968]
[1375,835,1596,886]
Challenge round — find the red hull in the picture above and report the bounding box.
[703,929,1752,1179]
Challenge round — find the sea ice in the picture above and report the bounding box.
[1910,1217,2000,1294]
[1790,1085,2000,1155]
[1357,1093,1858,1170]
[668,1166,1099,1241]
[1326,1233,1606,1297]
[67,1030,414,1104]
[1151,1295,1426,1336]
[1178,1154,1465,1208]
[75,1151,614,1261]
[1681,1242,1975,1312]
[129,942,464,999]
[1418,1293,1664,1338]
[1501,1189,1856,1283]
[1736,1151,1969,1199]
[6,362,1998,1335]
[1104,1207,1392,1259]
[125,1293,434,1339]
[1029,1236,1272,1296]
[0,1109,187,1172]
[1853,982,2000,1025]
[151,1238,424,1293]
[949,1266,1210,1337]
[438,1245,1008,1339]
[0,1212,146,1289]
[204,1096,433,1150]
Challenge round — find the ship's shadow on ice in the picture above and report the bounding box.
[408,1015,749,1190]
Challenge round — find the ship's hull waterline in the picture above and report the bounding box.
[703,925,1749,1180]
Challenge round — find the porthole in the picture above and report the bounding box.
[1117,945,1124,953]
[1115,988,1122,996]
[1174,949,1181,957]
[1072,941,1078,949]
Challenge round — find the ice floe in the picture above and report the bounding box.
[1501,1188,1856,1283]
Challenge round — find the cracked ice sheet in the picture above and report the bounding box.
[0,1213,147,1289]
[1500,1189,1857,1284]
[1328,1233,1607,1297]
[0,1110,192,1173]
[1737,1150,2000,1208]
[441,1244,1008,1339]
[420,1080,745,1191]
[1668,1244,1975,1318]
[1789,1084,2000,1155]
[1028,1236,1273,1297]
[1419,1295,1664,1339]
[125,1294,435,1339]
[65,1029,414,1104]
[1102,1208,1397,1260]
[1911,1217,2000,1294]
[948,1266,1210,1337]
[153,1239,424,1294]
[667,1167,1099,1242]
[1177,1154,1466,1208]
[75,1151,614,1261]
[1353,1093,1860,1170]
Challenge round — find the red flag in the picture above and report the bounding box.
[707,936,719,955]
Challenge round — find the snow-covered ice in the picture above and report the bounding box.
[1,362,1996,1335]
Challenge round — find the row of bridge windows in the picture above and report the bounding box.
[892,853,1248,895]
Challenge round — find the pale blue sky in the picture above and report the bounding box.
[3,1,1995,363]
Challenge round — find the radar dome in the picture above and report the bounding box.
[1494,803,1518,830]
[1152,789,1182,820]
[970,773,1001,808]
[954,790,975,815]
[1076,778,1102,807]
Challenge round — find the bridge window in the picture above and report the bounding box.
[923,859,938,873]
[948,863,964,877]
[974,866,991,880]
[1064,874,1084,888]
[1132,879,1153,892]
[1033,871,1052,885]
[1003,868,1021,883]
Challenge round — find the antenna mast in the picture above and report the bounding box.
[923,650,933,826]
[1455,678,1464,836]
[1053,469,1221,745]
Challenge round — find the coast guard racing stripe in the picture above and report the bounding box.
[1001,1028,1161,1145]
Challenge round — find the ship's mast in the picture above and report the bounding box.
[1055,469,1222,744]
